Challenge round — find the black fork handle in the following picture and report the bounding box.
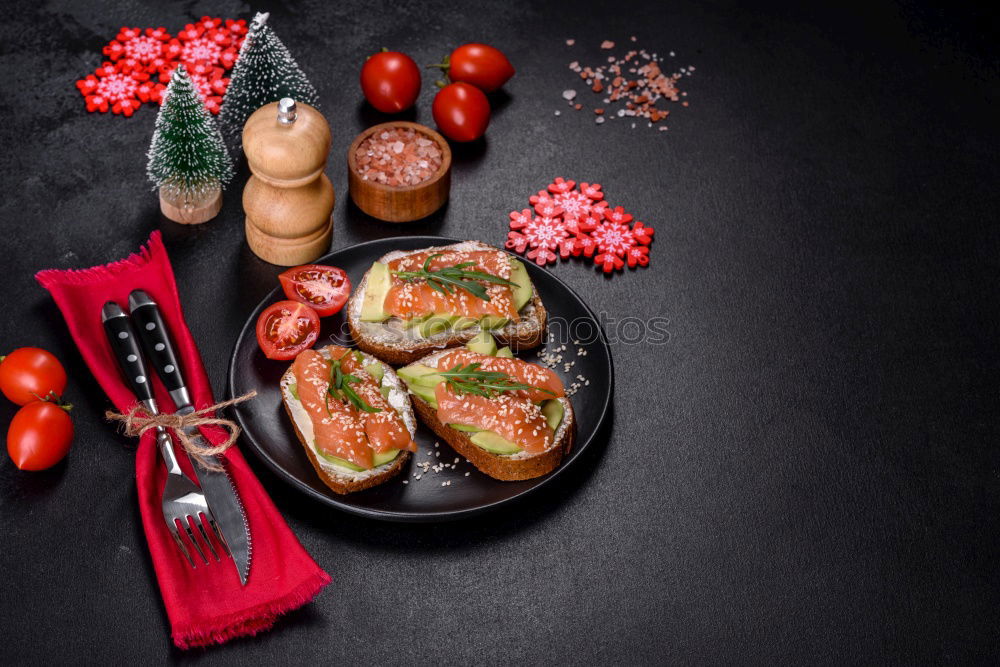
[101,302,154,405]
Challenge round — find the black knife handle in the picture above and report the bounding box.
[101,302,154,404]
[128,290,185,394]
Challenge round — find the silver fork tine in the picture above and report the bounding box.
[168,520,196,568]
[209,519,231,557]
[195,515,220,561]
[182,517,209,565]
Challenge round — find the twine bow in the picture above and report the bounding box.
[106,391,257,471]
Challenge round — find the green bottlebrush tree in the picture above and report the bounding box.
[219,12,319,136]
[146,65,233,202]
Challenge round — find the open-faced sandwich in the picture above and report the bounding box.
[346,241,547,366]
[281,345,417,494]
[397,332,575,481]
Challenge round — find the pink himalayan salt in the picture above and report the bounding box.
[354,127,443,187]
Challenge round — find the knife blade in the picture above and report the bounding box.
[128,289,251,585]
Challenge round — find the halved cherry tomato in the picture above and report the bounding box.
[432,82,491,142]
[278,264,352,317]
[0,347,67,406]
[360,50,422,113]
[255,301,320,361]
[434,43,515,93]
[7,400,74,471]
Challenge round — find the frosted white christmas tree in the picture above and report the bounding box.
[147,65,233,223]
[219,12,319,136]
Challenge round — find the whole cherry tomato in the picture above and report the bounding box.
[255,300,321,361]
[432,82,491,142]
[7,400,74,471]
[0,347,67,406]
[360,50,422,113]
[279,264,352,317]
[434,43,515,93]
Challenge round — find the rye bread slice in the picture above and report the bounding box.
[346,241,547,367]
[403,349,576,481]
[280,346,416,494]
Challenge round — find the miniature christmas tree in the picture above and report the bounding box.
[147,65,233,223]
[219,12,319,136]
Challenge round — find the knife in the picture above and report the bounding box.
[128,290,251,585]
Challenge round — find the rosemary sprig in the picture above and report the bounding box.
[326,358,381,414]
[439,362,556,399]
[392,253,519,302]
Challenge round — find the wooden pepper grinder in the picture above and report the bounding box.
[242,98,335,266]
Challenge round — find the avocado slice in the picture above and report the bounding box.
[452,316,479,331]
[495,346,513,358]
[403,313,430,329]
[418,315,455,338]
[360,262,392,322]
[541,399,564,431]
[288,382,299,401]
[465,330,497,356]
[398,364,444,388]
[509,258,533,311]
[478,315,509,330]
[363,362,384,384]
[407,383,438,407]
[314,447,366,472]
[372,449,400,466]
[379,385,391,400]
[449,423,481,432]
[470,430,522,455]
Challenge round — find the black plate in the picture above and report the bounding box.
[227,236,613,522]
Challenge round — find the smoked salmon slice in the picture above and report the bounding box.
[434,349,566,402]
[292,347,416,469]
[383,250,520,323]
[434,383,554,454]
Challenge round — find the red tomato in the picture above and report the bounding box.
[360,51,422,113]
[256,301,321,361]
[7,401,74,471]
[432,83,491,142]
[443,43,515,92]
[0,347,67,406]
[278,264,352,317]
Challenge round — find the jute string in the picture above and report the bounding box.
[106,391,257,471]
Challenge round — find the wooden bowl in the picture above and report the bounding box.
[347,121,451,223]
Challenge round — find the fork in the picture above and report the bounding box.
[101,302,225,568]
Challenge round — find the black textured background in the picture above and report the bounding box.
[1,0,998,664]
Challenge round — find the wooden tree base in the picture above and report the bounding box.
[159,187,222,225]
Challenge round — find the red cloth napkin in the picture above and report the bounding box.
[36,231,330,649]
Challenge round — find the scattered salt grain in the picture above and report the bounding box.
[562,89,577,101]
[566,38,575,46]
[600,40,615,49]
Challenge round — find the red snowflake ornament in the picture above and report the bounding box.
[506,215,570,266]
[547,177,576,194]
[504,179,654,274]
[75,17,244,117]
[176,23,203,41]
[509,209,533,229]
[602,205,633,226]
[533,197,563,218]
[630,221,655,244]
[579,182,604,201]
[552,189,599,222]
[564,214,600,236]
[77,64,145,116]
[590,221,636,258]
[626,245,650,268]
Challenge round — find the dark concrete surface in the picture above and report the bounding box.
[0,0,997,663]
